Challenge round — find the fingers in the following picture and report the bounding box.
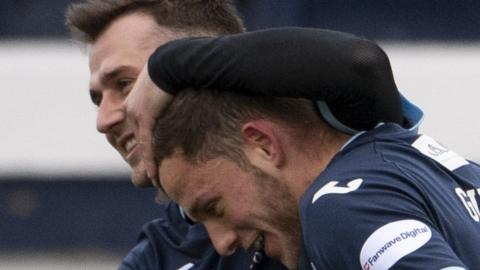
[138,116,160,187]
[124,63,174,188]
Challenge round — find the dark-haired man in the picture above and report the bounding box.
[135,28,478,269]
[66,1,424,270]
[65,1,286,269]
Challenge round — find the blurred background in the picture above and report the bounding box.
[1,0,479,269]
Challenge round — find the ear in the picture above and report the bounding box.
[241,120,285,172]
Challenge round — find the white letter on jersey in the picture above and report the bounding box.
[360,220,432,270]
[455,187,480,222]
[312,178,363,204]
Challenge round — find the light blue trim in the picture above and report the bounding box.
[439,267,466,270]
[316,93,423,134]
[340,130,366,151]
[316,100,358,134]
[340,122,386,150]
[318,92,424,150]
[400,93,424,132]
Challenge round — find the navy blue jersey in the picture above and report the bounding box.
[119,201,286,270]
[300,124,480,270]
[118,97,423,270]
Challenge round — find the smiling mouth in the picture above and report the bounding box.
[122,137,139,163]
[125,137,137,153]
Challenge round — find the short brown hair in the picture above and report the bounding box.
[65,0,245,43]
[153,90,331,167]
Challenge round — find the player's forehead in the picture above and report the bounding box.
[159,154,198,200]
[159,154,220,202]
[88,14,159,67]
[88,13,179,89]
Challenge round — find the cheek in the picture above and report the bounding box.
[223,201,262,228]
[105,134,117,148]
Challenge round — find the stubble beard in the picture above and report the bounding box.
[130,161,151,187]
[252,168,301,270]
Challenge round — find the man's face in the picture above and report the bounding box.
[159,153,302,269]
[88,13,183,186]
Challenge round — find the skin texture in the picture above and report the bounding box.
[159,153,301,268]
[158,119,350,269]
[88,12,183,186]
[125,63,172,186]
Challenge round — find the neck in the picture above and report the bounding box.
[284,131,351,203]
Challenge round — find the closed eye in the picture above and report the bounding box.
[204,198,223,218]
[116,78,135,94]
[188,197,223,222]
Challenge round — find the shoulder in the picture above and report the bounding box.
[299,126,419,267]
[118,238,156,270]
[118,201,211,270]
[300,125,430,234]
[299,125,475,269]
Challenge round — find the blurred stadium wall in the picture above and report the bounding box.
[1,1,479,269]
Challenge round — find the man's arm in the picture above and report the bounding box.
[125,27,404,184]
[148,27,403,130]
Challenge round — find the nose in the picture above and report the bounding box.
[205,222,239,256]
[96,92,126,133]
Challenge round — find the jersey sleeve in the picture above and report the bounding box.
[118,239,156,270]
[147,27,402,131]
[301,176,468,270]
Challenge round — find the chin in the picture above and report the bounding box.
[273,238,300,270]
[279,247,300,270]
[281,259,298,270]
[131,169,152,187]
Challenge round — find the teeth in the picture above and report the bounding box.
[125,138,137,153]
[252,234,264,251]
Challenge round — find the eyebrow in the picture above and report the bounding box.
[90,65,135,93]
[100,65,133,86]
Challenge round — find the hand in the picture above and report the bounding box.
[125,63,173,187]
